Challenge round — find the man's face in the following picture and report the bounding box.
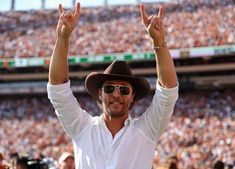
[99,80,135,118]
[60,156,75,169]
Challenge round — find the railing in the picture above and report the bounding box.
[0,45,234,68]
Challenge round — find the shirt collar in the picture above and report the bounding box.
[98,114,132,127]
[124,115,132,126]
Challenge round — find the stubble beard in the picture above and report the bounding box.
[108,110,126,118]
[107,103,131,118]
[104,98,131,118]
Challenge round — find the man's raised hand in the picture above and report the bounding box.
[140,3,166,46]
[56,3,80,39]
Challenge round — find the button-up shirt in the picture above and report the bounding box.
[47,80,178,169]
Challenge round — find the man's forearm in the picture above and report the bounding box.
[154,45,177,88]
[49,37,70,85]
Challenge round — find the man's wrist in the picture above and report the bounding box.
[153,41,167,50]
[56,36,70,43]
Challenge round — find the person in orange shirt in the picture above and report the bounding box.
[0,153,11,169]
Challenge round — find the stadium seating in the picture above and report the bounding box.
[0,0,234,58]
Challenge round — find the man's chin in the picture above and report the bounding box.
[108,111,125,118]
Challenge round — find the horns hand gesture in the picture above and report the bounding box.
[57,3,81,39]
[140,4,166,46]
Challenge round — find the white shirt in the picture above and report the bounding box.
[47,80,178,169]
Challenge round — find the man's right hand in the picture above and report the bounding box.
[140,3,166,48]
[56,3,80,39]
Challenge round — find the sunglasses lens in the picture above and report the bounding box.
[103,85,115,94]
[119,86,130,95]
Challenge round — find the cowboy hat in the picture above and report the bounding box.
[85,60,150,102]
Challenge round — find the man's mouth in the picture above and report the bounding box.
[110,101,123,105]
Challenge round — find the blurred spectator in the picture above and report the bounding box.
[14,155,29,169]
[167,155,178,169]
[214,160,225,169]
[58,152,75,169]
[0,152,7,169]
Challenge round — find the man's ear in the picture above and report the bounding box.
[129,92,136,110]
[98,88,102,101]
[131,92,136,102]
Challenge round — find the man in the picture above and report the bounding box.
[13,155,28,169]
[48,2,178,169]
[213,160,225,169]
[58,152,75,169]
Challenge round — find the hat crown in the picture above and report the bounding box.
[104,60,132,76]
[85,60,150,102]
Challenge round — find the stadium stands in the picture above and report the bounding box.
[0,1,234,58]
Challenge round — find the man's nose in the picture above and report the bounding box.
[112,87,121,97]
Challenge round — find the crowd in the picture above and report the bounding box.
[0,88,234,168]
[0,0,234,58]
[153,90,235,169]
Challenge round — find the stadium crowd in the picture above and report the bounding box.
[0,88,234,168]
[0,0,234,58]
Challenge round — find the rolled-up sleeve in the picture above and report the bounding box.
[47,80,92,139]
[137,81,179,142]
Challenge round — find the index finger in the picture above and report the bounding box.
[58,3,63,16]
[73,2,81,20]
[140,3,149,23]
[158,5,165,20]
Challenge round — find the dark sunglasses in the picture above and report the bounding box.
[102,84,132,95]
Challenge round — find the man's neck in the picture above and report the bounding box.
[103,113,128,138]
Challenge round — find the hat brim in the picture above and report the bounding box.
[85,72,150,102]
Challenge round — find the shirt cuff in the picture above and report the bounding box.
[47,80,72,99]
[156,80,179,97]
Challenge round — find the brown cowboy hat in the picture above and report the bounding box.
[85,60,150,103]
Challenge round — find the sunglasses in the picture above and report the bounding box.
[102,84,132,95]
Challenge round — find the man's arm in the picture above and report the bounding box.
[140,4,177,88]
[136,4,178,141]
[47,3,93,140]
[49,3,80,85]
